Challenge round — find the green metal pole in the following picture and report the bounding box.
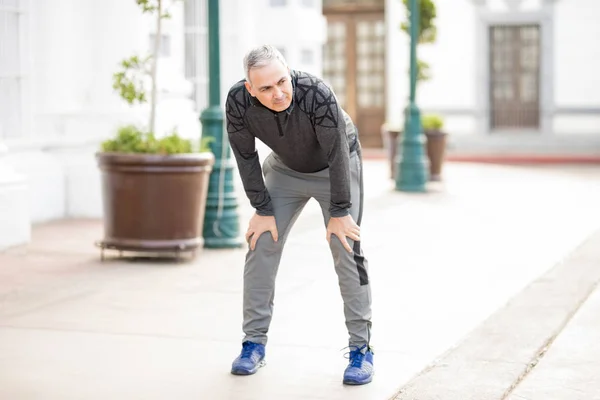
[201,0,242,248]
[395,0,428,192]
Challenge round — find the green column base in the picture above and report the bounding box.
[201,106,243,249]
[204,236,243,249]
[202,161,243,248]
[395,104,428,192]
[395,164,428,192]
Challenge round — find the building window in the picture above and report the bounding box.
[356,19,385,108]
[0,1,26,138]
[270,0,286,6]
[323,21,347,107]
[184,0,208,111]
[489,24,540,129]
[301,49,314,64]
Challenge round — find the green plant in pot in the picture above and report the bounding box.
[421,113,447,182]
[96,0,215,258]
[422,114,444,133]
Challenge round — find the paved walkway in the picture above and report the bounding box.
[1,160,600,399]
[506,232,600,400]
[393,227,600,400]
[508,287,600,400]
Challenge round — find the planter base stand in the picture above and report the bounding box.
[95,240,198,262]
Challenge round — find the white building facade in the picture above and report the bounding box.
[4,0,597,251]
[0,0,326,250]
[385,0,600,154]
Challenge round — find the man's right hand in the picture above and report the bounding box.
[245,213,278,251]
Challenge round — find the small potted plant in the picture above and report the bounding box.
[421,113,447,181]
[95,0,214,258]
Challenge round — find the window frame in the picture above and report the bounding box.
[475,9,554,135]
[489,23,541,130]
[0,0,30,139]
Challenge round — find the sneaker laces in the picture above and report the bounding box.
[342,344,369,368]
[241,341,258,359]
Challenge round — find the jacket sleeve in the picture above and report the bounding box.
[225,86,274,216]
[311,81,352,218]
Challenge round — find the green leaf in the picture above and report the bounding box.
[199,135,216,153]
[422,114,444,130]
[400,0,438,44]
[112,54,151,105]
[417,59,431,81]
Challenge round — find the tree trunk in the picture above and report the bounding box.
[149,0,162,134]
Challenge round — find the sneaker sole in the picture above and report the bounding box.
[343,373,374,385]
[231,360,266,376]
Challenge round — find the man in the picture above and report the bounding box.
[226,44,373,385]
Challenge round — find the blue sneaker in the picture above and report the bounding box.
[231,341,266,375]
[343,345,374,385]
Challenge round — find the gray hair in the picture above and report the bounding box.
[243,45,288,83]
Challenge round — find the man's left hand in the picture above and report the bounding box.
[326,215,360,253]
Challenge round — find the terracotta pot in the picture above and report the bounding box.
[424,129,448,181]
[96,152,215,253]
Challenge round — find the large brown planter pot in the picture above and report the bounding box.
[424,129,448,181]
[96,152,215,254]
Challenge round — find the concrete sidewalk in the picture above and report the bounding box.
[506,233,600,400]
[507,286,600,400]
[1,160,600,400]
[393,228,600,400]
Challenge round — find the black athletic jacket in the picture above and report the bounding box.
[225,70,359,218]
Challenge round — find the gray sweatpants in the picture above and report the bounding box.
[242,150,372,348]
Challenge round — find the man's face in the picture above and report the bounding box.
[245,60,293,112]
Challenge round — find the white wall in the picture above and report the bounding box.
[418,0,477,111]
[0,145,30,249]
[554,0,600,106]
[489,0,544,12]
[419,0,478,136]
[552,0,600,135]
[221,0,258,92]
[226,0,327,82]
[385,0,410,131]
[487,0,509,12]
[386,0,478,135]
[0,174,29,249]
[521,0,543,11]
[254,0,326,75]
[1,0,195,235]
